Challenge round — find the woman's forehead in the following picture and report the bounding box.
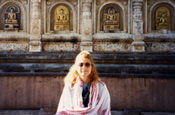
[76,57,91,63]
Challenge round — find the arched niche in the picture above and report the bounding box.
[49,3,75,33]
[99,3,123,33]
[151,3,175,31]
[0,1,27,32]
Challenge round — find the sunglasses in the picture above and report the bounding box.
[78,62,91,67]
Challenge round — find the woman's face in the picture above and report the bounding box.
[76,57,92,83]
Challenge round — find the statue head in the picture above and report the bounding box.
[10,8,15,13]
[60,9,64,14]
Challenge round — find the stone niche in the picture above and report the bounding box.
[49,3,74,34]
[151,3,175,31]
[99,3,123,33]
[44,1,79,52]
[0,1,27,32]
[0,1,29,52]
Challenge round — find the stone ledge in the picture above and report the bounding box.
[0,33,30,41]
[0,52,175,64]
[0,64,175,78]
[41,33,81,42]
[144,34,175,42]
[93,33,132,42]
[0,52,175,78]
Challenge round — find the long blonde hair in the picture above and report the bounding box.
[64,51,100,85]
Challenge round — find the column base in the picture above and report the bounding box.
[29,35,42,52]
[80,42,93,52]
[29,45,42,52]
[131,41,145,52]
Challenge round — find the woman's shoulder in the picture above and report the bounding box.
[97,80,107,89]
[97,80,106,85]
[96,80,109,95]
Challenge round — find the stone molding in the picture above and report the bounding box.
[0,33,30,41]
[144,33,175,40]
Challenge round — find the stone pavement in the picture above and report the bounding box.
[0,109,175,115]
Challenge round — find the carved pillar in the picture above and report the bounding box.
[29,0,42,52]
[132,0,145,52]
[81,0,93,52]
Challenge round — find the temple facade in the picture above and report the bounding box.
[0,0,175,53]
[0,0,175,115]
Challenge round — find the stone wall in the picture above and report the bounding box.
[0,52,175,111]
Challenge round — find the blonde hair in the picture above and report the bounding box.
[64,51,100,85]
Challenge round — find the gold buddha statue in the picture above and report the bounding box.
[54,6,69,31]
[103,7,119,32]
[156,7,170,30]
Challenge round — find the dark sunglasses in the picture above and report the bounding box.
[79,62,91,67]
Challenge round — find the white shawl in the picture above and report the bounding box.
[56,78,111,115]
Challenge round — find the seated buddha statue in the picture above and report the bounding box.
[4,7,19,31]
[54,8,69,31]
[103,7,119,32]
[5,8,18,23]
[156,7,170,30]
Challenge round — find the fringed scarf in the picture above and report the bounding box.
[56,78,111,115]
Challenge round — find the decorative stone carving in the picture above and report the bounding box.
[133,2,142,20]
[29,0,42,52]
[47,1,51,6]
[123,1,128,6]
[97,0,105,4]
[134,21,143,35]
[156,6,170,30]
[132,0,145,52]
[103,7,119,32]
[54,5,69,31]
[4,6,20,31]
[146,43,175,52]
[43,42,80,52]
[71,2,78,6]
[94,42,131,52]
[22,0,28,5]
[0,42,28,52]
[81,0,93,52]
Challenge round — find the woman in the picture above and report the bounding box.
[56,51,111,115]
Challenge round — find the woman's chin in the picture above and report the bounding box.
[80,74,89,79]
[80,75,87,78]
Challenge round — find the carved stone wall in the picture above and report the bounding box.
[0,0,175,52]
